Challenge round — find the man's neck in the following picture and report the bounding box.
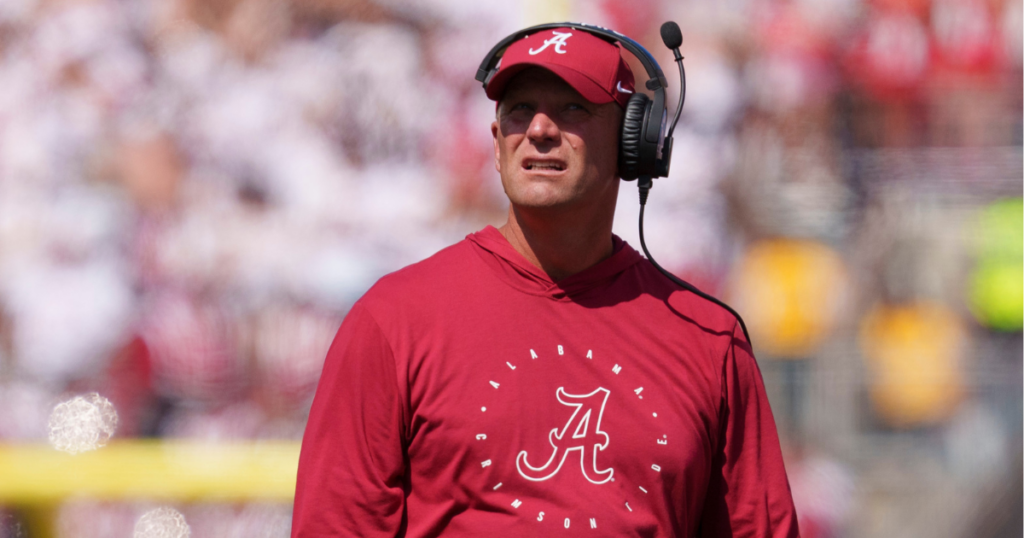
[498,203,616,282]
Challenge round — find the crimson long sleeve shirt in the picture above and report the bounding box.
[293,226,799,537]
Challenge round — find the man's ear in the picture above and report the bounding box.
[491,120,501,173]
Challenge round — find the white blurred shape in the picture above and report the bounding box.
[134,507,191,538]
[57,499,137,538]
[47,392,118,454]
[0,0,34,23]
[0,382,51,440]
[4,255,134,383]
[302,244,380,310]
[253,304,341,404]
[613,128,732,279]
[234,503,292,538]
[945,402,1009,484]
[789,453,855,534]
[679,48,741,132]
[142,291,243,402]
[864,12,929,84]
[1003,0,1023,67]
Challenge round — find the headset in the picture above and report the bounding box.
[475,22,752,346]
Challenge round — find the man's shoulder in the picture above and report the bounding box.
[359,237,479,308]
[635,260,742,339]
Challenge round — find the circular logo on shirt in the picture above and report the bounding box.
[472,344,671,530]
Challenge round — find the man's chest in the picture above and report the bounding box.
[399,317,722,535]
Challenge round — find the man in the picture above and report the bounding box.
[292,26,799,537]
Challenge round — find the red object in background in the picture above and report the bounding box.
[929,0,1001,75]
[750,1,844,109]
[142,291,246,403]
[756,1,836,57]
[431,96,497,215]
[869,0,932,16]
[600,0,658,46]
[845,7,931,101]
[100,336,155,438]
[253,304,341,409]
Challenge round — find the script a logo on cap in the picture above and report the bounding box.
[529,31,572,55]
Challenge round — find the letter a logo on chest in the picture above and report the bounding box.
[529,31,573,55]
[516,387,613,484]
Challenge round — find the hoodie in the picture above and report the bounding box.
[292,226,798,538]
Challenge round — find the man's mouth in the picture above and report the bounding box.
[523,160,566,171]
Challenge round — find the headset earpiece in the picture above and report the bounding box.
[618,93,649,181]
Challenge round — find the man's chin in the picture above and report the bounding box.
[505,189,574,211]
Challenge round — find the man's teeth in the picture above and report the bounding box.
[527,163,563,170]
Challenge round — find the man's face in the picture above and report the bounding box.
[491,68,623,213]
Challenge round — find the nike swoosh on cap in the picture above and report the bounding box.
[616,81,633,94]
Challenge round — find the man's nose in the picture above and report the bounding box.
[526,112,559,143]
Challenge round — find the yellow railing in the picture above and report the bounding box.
[0,441,301,536]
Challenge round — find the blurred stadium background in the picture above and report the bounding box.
[0,0,1020,536]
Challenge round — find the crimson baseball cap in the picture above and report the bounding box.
[485,27,636,108]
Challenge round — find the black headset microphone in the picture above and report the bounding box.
[477,21,751,345]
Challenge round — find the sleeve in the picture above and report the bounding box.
[291,302,407,538]
[698,323,800,538]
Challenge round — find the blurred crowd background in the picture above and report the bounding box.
[0,0,1020,536]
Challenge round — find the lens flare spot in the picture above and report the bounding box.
[47,392,118,455]
[134,507,191,538]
